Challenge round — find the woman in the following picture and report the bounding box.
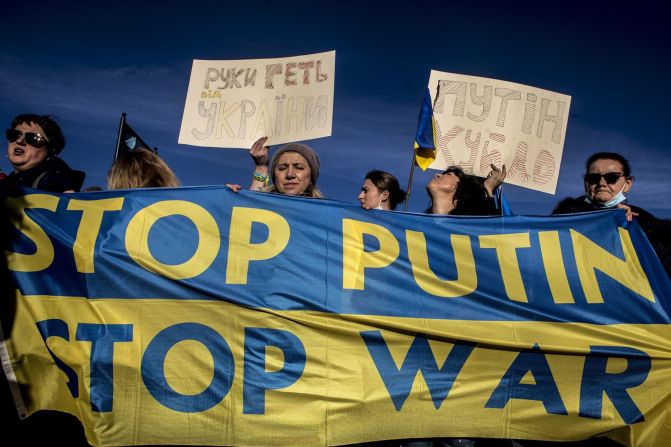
[107,148,179,189]
[358,170,406,210]
[553,152,635,218]
[230,136,323,197]
[426,164,506,215]
[2,118,89,447]
[552,151,670,277]
[406,164,506,447]
[413,163,515,445]
[4,114,84,192]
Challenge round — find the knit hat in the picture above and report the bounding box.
[270,143,321,186]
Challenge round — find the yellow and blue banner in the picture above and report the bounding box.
[1,186,670,446]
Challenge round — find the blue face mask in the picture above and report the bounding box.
[585,184,628,208]
[599,190,628,208]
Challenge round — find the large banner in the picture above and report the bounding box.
[178,51,335,148]
[421,71,571,194]
[1,187,670,446]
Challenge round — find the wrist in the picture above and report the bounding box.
[252,171,270,184]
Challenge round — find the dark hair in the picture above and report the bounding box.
[364,170,406,210]
[585,152,631,178]
[11,114,66,154]
[426,166,490,215]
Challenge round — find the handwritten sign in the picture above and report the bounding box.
[178,51,335,148]
[426,71,571,194]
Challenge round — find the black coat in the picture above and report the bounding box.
[553,196,671,279]
[3,157,85,193]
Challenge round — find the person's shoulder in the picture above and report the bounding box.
[46,156,75,171]
[628,204,669,231]
[39,157,86,192]
[628,204,655,220]
[552,196,593,215]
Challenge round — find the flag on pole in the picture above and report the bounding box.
[113,113,155,161]
[413,89,437,171]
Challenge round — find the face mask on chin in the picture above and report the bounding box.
[373,197,384,210]
[585,183,628,208]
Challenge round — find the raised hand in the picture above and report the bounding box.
[249,136,270,168]
[249,137,270,191]
[484,163,507,197]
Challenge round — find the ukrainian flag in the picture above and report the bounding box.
[413,88,437,171]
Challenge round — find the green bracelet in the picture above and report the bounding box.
[252,171,269,183]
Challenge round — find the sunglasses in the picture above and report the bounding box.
[6,129,50,148]
[584,172,626,185]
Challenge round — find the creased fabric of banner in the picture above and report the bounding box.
[1,186,670,446]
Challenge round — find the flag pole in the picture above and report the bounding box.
[113,112,127,162]
[403,147,418,211]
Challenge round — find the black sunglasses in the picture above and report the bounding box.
[6,129,50,148]
[584,172,626,185]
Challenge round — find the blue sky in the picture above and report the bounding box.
[2,0,669,216]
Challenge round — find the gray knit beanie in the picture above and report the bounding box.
[270,143,321,186]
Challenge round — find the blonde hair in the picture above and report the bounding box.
[107,149,179,189]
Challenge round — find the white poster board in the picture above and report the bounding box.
[426,70,571,194]
[178,51,335,148]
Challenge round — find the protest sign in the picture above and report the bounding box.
[178,51,335,148]
[2,188,670,446]
[423,71,571,194]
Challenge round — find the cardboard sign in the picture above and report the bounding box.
[426,71,571,194]
[179,51,335,148]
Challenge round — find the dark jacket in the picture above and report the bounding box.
[452,196,499,216]
[3,157,85,193]
[553,196,671,279]
[427,196,501,216]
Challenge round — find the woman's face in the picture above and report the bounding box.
[584,158,632,204]
[7,121,49,173]
[358,178,388,210]
[427,169,460,198]
[274,151,312,196]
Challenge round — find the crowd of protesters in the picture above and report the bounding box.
[1,114,670,447]
[3,116,669,255]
